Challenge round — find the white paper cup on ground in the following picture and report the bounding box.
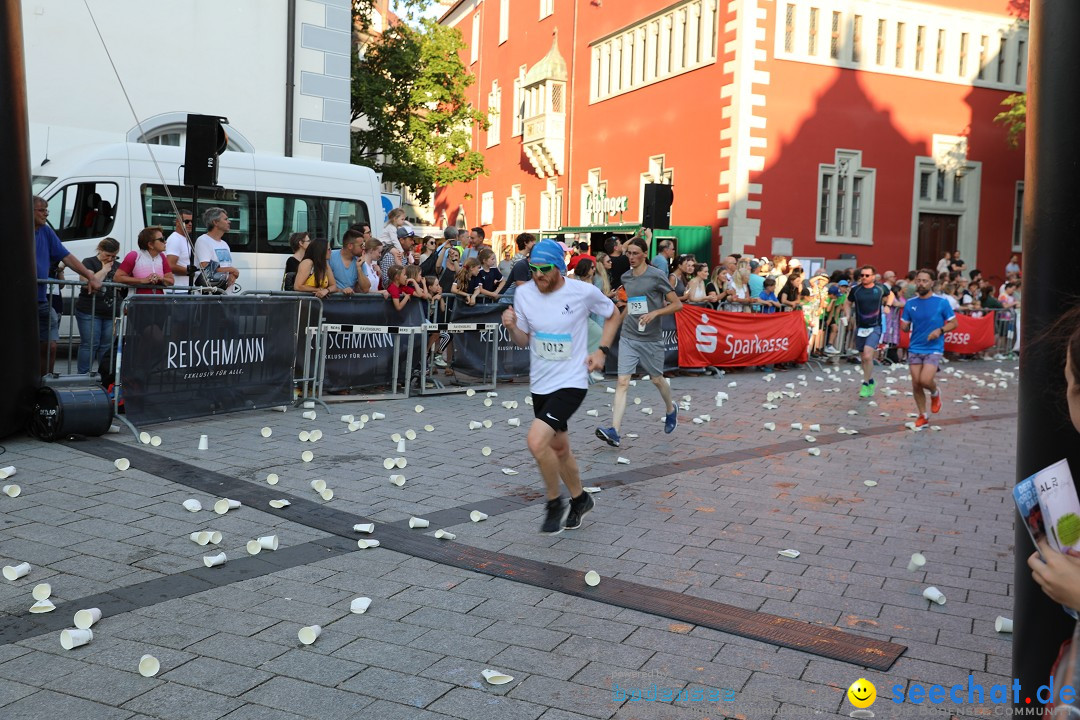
[150,435,162,447]
[214,498,240,515]
[208,531,222,544]
[391,433,402,443]
[389,474,406,487]
[246,540,263,555]
[299,431,311,442]
[138,654,160,677]
[482,420,493,428]
[138,431,151,444]
[60,628,93,650]
[409,517,429,529]
[203,552,227,568]
[1,484,17,498]
[383,458,395,470]
[29,599,55,613]
[395,457,407,469]
[434,529,456,540]
[302,411,316,420]
[351,597,372,614]
[353,523,375,533]
[0,466,14,479]
[470,511,488,522]
[763,423,776,431]
[190,531,213,546]
[415,405,424,413]
[319,488,334,501]
[301,450,314,462]
[396,439,406,453]
[922,586,946,604]
[259,426,273,438]
[908,553,927,572]
[258,535,279,551]
[584,570,601,587]
[405,429,417,441]
[197,435,209,451]
[3,562,30,581]
[809,424,821,432]
[481,668,514,685]
[424,425,435,432]
[114,458,130,471]
[266,473,279,485]
[616,457,631,464]
[371,412,385,420]
[484,399,492,407]
[298,625,321,645]
[310,479,327,492]
[348,422,361,432]
[356,539,380,549]
[303,401,316,409]
[995,616,1013,633]
[182,499,202,513]
[807,448,821,456]
[468,421,482,430]
[501,468,518,475]
[74,608,101,630]
[586,409,599,417]
[268,499,291,509]
[508,418,521,427]
[481,447,492,456]
[341,414,354,423]
[309,430,323,442]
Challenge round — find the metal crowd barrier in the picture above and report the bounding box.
[36,277,125,381]
[241,290,326,409]
[416,320,500,395]
[316,322,420,402]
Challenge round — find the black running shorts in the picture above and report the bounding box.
[531,388,588,433]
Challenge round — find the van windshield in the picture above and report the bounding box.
[32,175,56,195]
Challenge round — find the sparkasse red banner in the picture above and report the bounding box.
[675,307,809,367]
[899,312,995,355]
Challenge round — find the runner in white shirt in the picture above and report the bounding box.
[502,239,620,535]
[164,209,194,293]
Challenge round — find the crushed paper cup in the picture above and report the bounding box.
[138,654,160,677]
[32,583,51,601]
[699,414,711,422]
[486,392,498,398]
[501,468,519,475]
[394,457,407,469]
[389,474,406,487]
[524,397,533,405]
[356,539,380,549]
[501,401,515,409]
[213,498,241,515]
[60,628,93,650]
[415,405,424,413]
[434,529,456,540]
[309,430,323,442]
[804,435,817,443]
[995,616,1013,633]
[727,381,737,388]
[29,599,54,614]
[484,399,493,407]
[408,517,430,529]
[114,458,130,471]
[778,549,801,559]
[466,389,476,397]
[640,408,653,415]
[583,487,601,494]
[353,523,375,533]
[0,466,15,480]
[302,411,317,420]
[863,480,878,487]
[319,488,334,501]
[405,429,417,441]
[371,412,385,420]
[197,435,209,451]
[298,625,322,645]
[584,571,601,587]
[350,597,372,614]
[424,425,435,432]
[74,608,101,630]
[922,586,946,605]
[508,418,521,427]
[203,552,227,568]
[266,473,279,485]
[482,420,493,428]
[606,387,616,394]
[469,421,482,430]
[470,511,488,522]
[908,553,927,572]
[299,431,311,442]
[301,450,314,462]
[310,479,327,492]
[847,410,858,416]
[182,499,202,512]
[617,457,631,464]
[261,427,273,438]
[303,401,316,409]
[481,447,492,456]
[626,433,639,438]
[692,418,704,425]
[586,409,599,417]
[190,531,213,546]
[4,562,31,580]
[482,668,514,685]
[269,499,291,509]
[807,448,821,456]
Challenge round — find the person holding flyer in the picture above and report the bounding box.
[899,269,957,427]
[502,239,620,535]
[595,237,683,448]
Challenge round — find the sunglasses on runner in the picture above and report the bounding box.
[529,263,556,274]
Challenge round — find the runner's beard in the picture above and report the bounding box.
[917,285,932,296]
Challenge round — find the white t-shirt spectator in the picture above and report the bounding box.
[512,278,615,395]
[194,234,235,269]
[164,231,192,290]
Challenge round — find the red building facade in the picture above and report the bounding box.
[436,0,1027,278]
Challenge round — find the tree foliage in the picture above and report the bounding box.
[994,93,1027,149]
[350,13,487,203]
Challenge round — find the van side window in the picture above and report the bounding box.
[259,193,370,250]
[46,182,118,241]
[141,184,255,253]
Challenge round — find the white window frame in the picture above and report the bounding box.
[590,0,718,103]
[499,0,509,44]
[486,81,501,148]
[540,177,563,231]
[506,185,526,234]
[512,66,526,137]
[815,149,876,246]
[540,0,554,21]
[580,168,605,226]
[639,154,674,224]
[480,191,494,226]
[470,11,481,65]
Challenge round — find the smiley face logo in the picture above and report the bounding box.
[847,678,877,709]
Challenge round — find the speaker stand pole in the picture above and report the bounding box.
[188,185,199,293]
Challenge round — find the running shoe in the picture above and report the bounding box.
[858,382,872,398]
[432,353,448,368]
[595,426,621,447]
[930,392,942,414]
[825,345,840,355]
[564,491,595,530]
[664,407,678,434]
[866,379,875,396]
[540,497,568,535]
[915,414,929,428]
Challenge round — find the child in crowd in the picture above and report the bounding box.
[451,258,482,306]
[404,265,431,301]
[386,265,413,311]
[757,277,781,313]
[474,248,507,300]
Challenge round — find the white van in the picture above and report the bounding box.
[31,143,382,293]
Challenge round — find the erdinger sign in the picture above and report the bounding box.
[899,313,995,355]
[675,307,809,367]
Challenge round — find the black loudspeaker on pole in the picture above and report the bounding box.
[1013,0,1080,705]
[183,114,228,188]
[0,0,42,438]
[642,183,673,230]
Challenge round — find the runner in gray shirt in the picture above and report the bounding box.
[596,237,682,448]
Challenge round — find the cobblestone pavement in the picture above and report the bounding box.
[0,357,1018,719]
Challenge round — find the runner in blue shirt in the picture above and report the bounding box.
[900,269,957,427]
